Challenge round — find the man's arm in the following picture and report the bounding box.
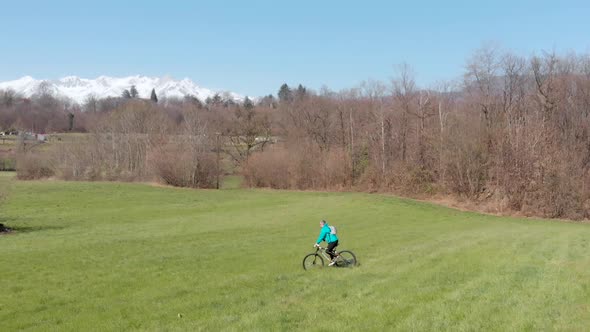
[316,227,328,244]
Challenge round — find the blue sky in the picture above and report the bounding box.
[1,0,589,96]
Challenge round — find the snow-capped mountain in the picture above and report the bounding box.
[0,75,244,104]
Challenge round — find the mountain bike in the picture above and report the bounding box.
[302,245,357,270]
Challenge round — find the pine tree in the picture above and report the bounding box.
[278,83,293,103]
[258,94,277,108]
[150,89,158,103]
[67,113,75,131]
[224,99,236,108]
[296,84,307,99]
[211,94,223,105]
[130,85,139,98]
[243,96,254,110]
[122,89,132,99]
[184,95,203,108]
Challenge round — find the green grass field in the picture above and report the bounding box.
[2,172,590,331]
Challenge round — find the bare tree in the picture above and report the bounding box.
[531,51,559,123]
[464,45,502,128]
[361,79,388,174]
[224,104,272,164]
[393,63,417,162]
[84,94,98,113]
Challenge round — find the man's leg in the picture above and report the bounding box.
[327,241,339,260]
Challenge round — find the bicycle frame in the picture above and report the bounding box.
[315,246,338,261]
[303,245,356,270]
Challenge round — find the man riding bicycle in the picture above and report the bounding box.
[314,220,339,266]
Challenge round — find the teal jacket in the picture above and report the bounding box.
[316,223,339,244]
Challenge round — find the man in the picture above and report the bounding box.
[314,219,339,266]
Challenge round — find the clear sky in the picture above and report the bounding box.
[1,0,589,96]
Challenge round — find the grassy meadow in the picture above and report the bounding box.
[1,172,590,330]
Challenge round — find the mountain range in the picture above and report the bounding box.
[0,76,244,104]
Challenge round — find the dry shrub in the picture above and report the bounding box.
[54,140,96,181]
[16,153,55,180]
[0,152,16,171]
[355,161,436,195]
[442,134,488,197]
[53,137,126,181]
[243,145,351,190]
[324,149,351,189]
[242,148,291,189]
[149,147,217,188]
[392,165,436,194]
[356,166,381,192]
[521,165,585,220]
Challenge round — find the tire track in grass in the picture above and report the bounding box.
[352,225,545,330]
[446,227,582,331]
[518,229,590,331]
[312,224,535,329]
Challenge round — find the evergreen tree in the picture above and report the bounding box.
[184,95,203,108]
[258,94,277,108]
[224,99,236,108]
[122,89,132,99]
[67,113,75,131]
[211,93,223,105]
[1,89,16,108]
[243,96,254,110]
[278,83,293,103]
[296,84,307,99]
[130,85,139,98]
[150,88,158,103]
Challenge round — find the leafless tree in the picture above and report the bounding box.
[392,63,417,162]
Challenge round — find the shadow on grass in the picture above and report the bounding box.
[9,225,67,233]
[0,217,67,234]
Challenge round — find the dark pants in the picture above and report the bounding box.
[326,240,339,260]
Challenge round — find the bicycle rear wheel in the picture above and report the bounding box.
[335,250,357,267]
[302,253,324,270]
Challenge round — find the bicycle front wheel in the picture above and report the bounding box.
[336,250,357,267]
[302,253,324,270]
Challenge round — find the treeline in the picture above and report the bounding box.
[0,83,253,133]
[253,48,590,220]
[13,92,273,189]
[8,47,590,219]
[247,48,590,220]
